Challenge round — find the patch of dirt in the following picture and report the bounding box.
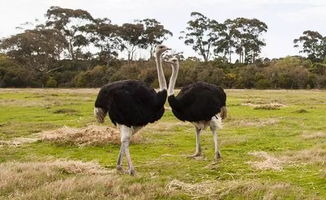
[41,125,142,146]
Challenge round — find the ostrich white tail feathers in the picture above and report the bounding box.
[94,107,106,123]
[220,106,227,120]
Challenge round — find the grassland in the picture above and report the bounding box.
[0,88,325,199]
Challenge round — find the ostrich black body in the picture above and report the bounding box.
[95,80,167,127]
[168,81,226,122]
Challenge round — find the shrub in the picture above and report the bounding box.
[46,77,58,88]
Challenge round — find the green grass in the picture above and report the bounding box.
[0,88,325,199]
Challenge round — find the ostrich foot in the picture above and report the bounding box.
[214,151,222,160]
[187,152,202,158]
[116,165,124,172]
[127,168,136,176]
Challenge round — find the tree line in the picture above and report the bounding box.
[0,6,325,88]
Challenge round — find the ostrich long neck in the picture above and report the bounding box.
[168,62,179,96]
[155,53,167,91]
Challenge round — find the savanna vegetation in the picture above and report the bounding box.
[0,7,326,89]
[0,89,325,199]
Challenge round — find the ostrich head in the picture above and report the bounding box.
[166,56,179,67]
[155,44,171,56]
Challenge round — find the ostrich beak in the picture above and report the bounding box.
[163,59,173,64]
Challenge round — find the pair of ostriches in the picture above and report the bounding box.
[94,45,227,175]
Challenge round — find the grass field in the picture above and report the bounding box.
[0,88,325,199]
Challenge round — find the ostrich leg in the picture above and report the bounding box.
[188,127,202,157]
[116,144,125,171]
[119,125,136,175]
[210,119,221,160]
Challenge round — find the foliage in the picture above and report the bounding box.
[180,12,268,63]
[0,27,66,72]
[294,30,326,62]
[46,77,58,88]
[224,17,268,63]
[45,6,95,61]
[136,18,173,58]
[180,12,225,62]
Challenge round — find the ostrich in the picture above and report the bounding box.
[165,57,227,160]
[94,45,170,175]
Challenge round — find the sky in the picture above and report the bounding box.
[0,0,326,59]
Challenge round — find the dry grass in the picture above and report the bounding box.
[227,118,280,127]
[248,147,326,171]
[0,137,39,147]
[0,160,164,200]
[166,179,309,200]
[0,88,98,95]
[147,121,186,132]
[302,131,326,139]
[220,136,249,146]
[242,102,286,110]
[282,147,326,166]
[247,151,284,171]
[0,98,64,107]
[41,125,142,146]
[53,108,79,115]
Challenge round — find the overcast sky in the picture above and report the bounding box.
[1,0,326,59]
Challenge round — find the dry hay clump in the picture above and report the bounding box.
[166,179,307,200]
[41,125,142,146]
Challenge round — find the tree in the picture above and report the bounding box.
[118,23,147,61]
[83,18,122,66]
[294,30,326,61]
[180,12,226,62]
[224,18,267,63]
[136,18,172,58]
[0,26,66,73]
[45,6,94,61]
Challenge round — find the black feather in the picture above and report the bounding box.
[95,80,167,127]
[168,81,226,122]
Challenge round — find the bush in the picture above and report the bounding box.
[46,77,58,88]
[1,66,36,87]
[255,79,272,89]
